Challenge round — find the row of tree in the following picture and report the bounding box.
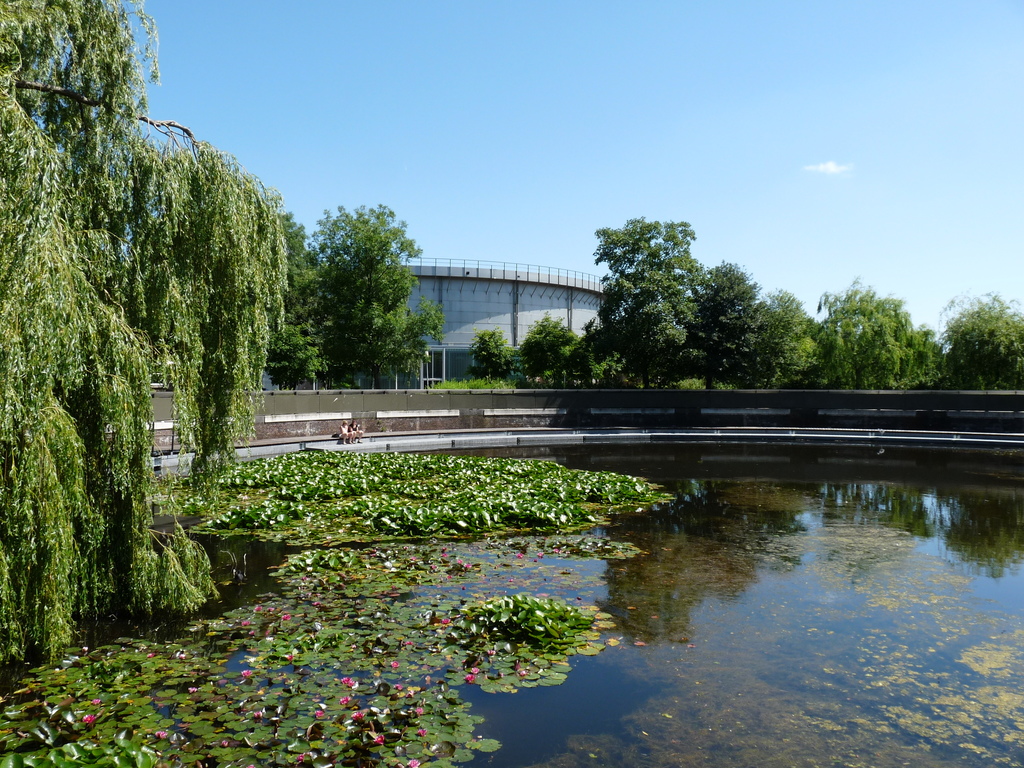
[581,219,1023,390]
[269,212,1024,391]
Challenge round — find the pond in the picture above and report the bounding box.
[449,442,1024,768]
[4,442,1024,768]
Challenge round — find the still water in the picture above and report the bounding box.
[456,443,1024,768]
[7,442,1024,767]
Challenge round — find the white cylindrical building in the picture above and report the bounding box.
[408,258,604,384]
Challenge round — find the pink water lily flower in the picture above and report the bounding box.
[82,714,96,725]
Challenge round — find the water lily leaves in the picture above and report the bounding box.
[187,452,667,544]
[471,737,502,752]
[0,453,658,767]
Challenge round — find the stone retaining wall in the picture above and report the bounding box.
[150,389,1024,449]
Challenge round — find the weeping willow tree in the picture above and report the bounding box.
[0,1,286,662]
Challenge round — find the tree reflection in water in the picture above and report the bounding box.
[464,442,1024,768]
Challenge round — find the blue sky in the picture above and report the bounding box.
[144,0,1023,331]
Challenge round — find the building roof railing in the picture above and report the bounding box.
[410,257,604,293]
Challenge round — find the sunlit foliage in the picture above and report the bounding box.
[0,1,286,661]
[314,205,443,388]
[815,281,939,389]
[941,295,1024,390]
[590,217,700,388]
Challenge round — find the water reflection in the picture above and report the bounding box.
[6,442,1023,768]
[460,443,1024,768]
[927,488,1024,577]
[596,483,809,644]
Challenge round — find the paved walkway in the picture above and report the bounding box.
[152,425,1024,476]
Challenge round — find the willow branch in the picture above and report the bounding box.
[15,79,101,106]
[15,79,198,147]
[137,115,196,144]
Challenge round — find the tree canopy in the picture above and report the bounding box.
[265,213,324,388]
[1,0,286,661]
[518,316,580,386]
[941,295,1024,389]
[468,329,518,381]
[815,282,938,389]
[751,290,818,388]
[314,205,443,388]
[686,263,763,389]
[591,218,699,387]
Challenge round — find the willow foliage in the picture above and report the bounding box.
[815,282,939,390]
[0,1,286,661]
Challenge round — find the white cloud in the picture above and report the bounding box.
[804,161,853,174]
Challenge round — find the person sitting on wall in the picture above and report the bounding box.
[352,422,364,443]
[338,421,350,444]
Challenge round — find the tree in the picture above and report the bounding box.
[266,325,324,389]
[266,212,324,388]
[815,282,938,389]
[518,316,580,385]
[941,295,1024,389]
[314,205,443,388]
[1,2,286,661]
[468,329,517,380]
[751,290,818,388]
[591,218,700,387]
[686,263,763,388]
[571,326,624,387]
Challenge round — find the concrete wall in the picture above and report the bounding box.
[409,263,602,347]
[151,389,1024,447]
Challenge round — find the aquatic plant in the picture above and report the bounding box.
[457,594,596,653]
[0,451,662,764]
[193,451,667,542]
[0,530,637,765]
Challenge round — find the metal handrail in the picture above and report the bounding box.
[410,257,604,288]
